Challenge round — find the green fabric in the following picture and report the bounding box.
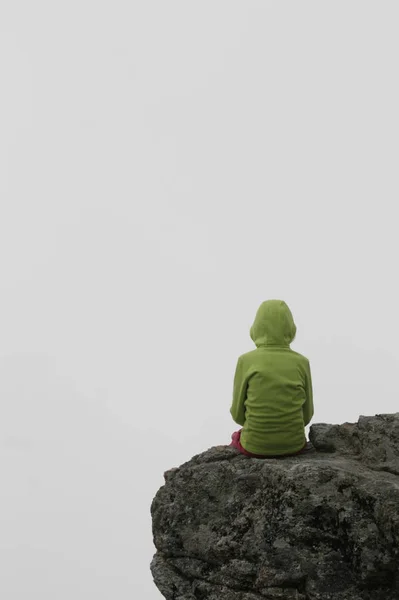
[230,300,314,456]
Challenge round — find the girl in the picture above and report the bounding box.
[230,299,314,458]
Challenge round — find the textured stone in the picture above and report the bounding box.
[151,414,399,599]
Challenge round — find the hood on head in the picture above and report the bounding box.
[250,300,297,347]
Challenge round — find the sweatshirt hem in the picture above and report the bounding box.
[241,438,307,457]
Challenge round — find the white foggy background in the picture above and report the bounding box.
[1,1,398,598]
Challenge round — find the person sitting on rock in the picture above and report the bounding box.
[230,299,314,458]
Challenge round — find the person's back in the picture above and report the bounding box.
[230,299,314,456]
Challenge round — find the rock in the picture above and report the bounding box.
[150,414,399,599]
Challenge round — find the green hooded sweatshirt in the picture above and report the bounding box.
[230,300,314,456]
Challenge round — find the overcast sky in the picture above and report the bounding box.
[1,2,398,598]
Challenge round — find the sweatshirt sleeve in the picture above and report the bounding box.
[303,360,314,426]
[230,356,248,426]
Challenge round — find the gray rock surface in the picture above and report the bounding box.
[151,414,399,599]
